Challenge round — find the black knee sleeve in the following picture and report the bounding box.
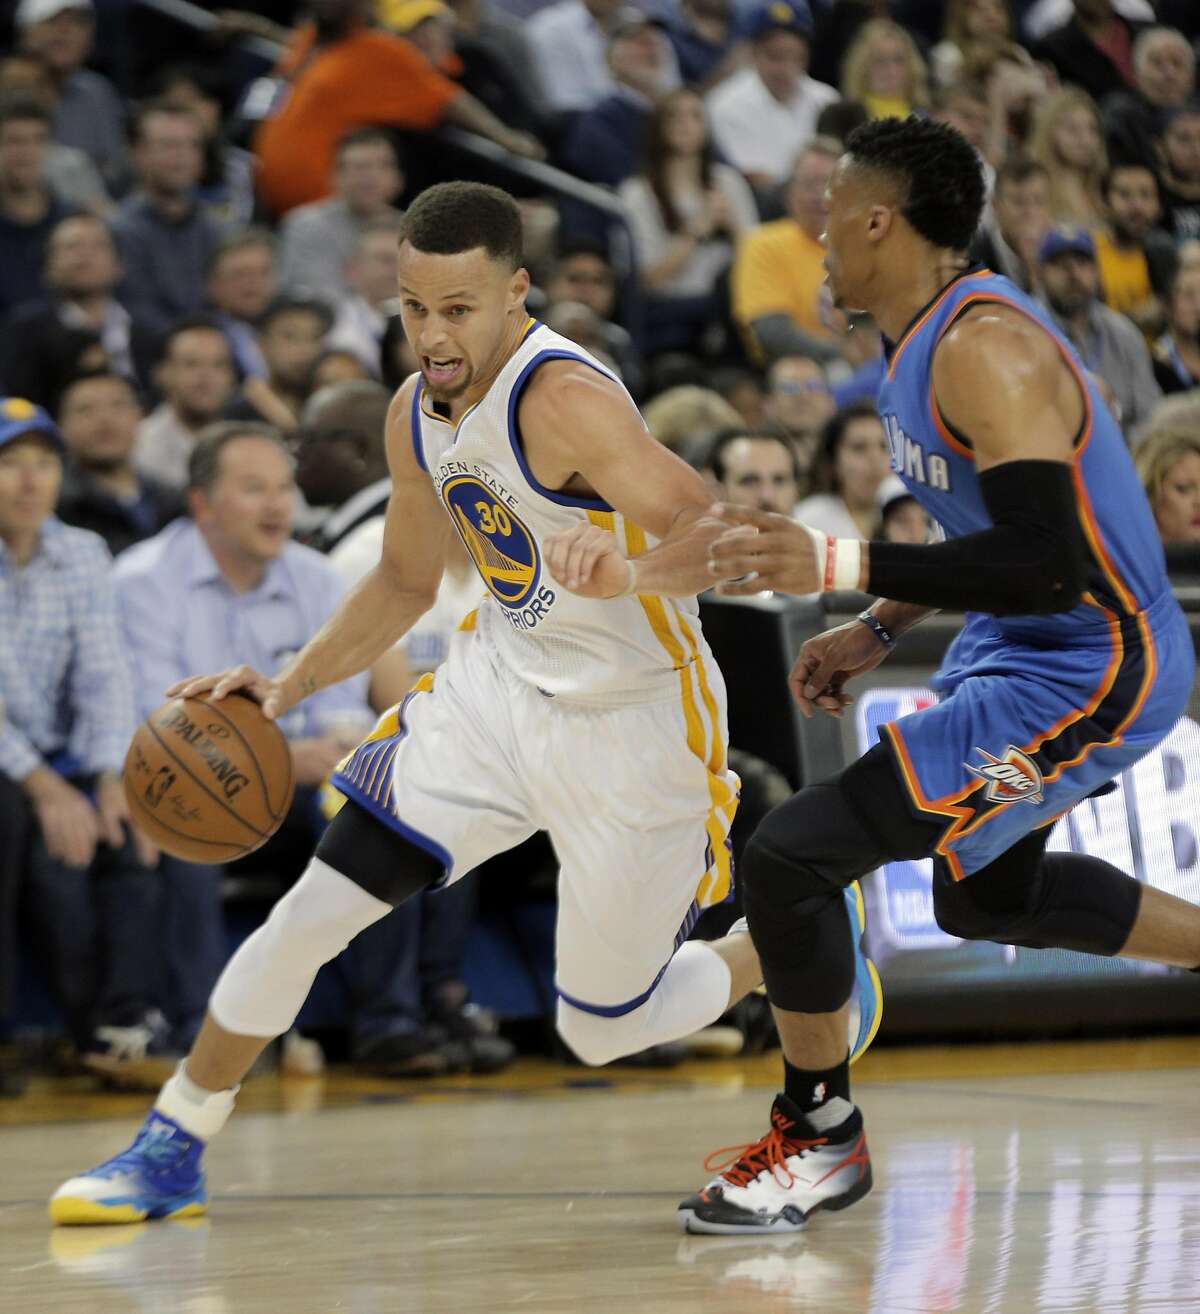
[934,843,1143,957]
[743,773,900,1013]
[742,744,943,1013]
[315,799,443,907]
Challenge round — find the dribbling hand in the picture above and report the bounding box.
[166,664,296,722]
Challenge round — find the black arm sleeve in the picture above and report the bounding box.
[866,459,1089,616]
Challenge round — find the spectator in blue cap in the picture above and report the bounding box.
[706,0,839,192]
[1037,223,1161,434]
[0,395,169,1093]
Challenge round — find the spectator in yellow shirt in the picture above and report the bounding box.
[731,136,842,363]
[1093,161,1179,340]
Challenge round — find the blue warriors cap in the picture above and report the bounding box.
[742,0,813,41]
[0,397,65,454]
[1037,225,1096,265]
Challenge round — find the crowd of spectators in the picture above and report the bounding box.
[1,0,1199,1094]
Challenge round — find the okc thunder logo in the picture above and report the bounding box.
[968,745,1045,805]
[441,476,540,609]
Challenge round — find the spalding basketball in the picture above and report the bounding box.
[123,692,295,863]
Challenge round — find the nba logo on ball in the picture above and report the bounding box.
[968,745,1045,805]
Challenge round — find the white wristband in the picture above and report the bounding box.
[806,528,863,593]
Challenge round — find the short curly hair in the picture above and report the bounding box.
[400,181,523,270]
[845,116,985,252]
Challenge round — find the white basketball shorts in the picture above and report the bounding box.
[332,621,740,1015]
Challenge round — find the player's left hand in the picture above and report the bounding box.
[545,522,634,599]
[707,505,821,595]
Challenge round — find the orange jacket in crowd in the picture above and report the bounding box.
[254,22,461,216]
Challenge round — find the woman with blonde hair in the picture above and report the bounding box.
[841,19,931,120]
[1135,424,1200,546]
[1028,88,1108,229]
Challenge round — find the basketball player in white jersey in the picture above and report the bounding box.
[50,182,880,1227]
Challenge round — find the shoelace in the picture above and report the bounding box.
[704,1124,827,1190]
[95,1125,194,1179]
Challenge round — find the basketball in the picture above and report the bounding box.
[122,692,295,863]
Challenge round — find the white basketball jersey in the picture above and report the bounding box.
[411,319,715,706]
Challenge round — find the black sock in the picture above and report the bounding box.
[783,1052,850,1114]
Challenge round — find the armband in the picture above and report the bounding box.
[806,528,864,593]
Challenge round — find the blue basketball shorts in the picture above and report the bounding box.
[878,592,1194,879]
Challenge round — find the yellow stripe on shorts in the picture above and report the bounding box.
[618,518,737,907]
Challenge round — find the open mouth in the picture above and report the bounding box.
[424,356,463,387]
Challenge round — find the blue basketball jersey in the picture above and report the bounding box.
[876,267,1170,647]
[870,268,1194,880]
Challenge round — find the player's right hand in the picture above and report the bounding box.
[166,665,296,721]
[790,620,892,720]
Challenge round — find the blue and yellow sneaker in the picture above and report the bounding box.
[845,880,883,1064]
[49,1112,208,1226]
[725,880,883,1064]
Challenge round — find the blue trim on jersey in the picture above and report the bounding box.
[506,349,615,512]
[410,382,427,472]
[556,899,702,1017]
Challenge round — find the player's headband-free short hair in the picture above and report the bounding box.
[400,181,524,271]
[844,115,986,253]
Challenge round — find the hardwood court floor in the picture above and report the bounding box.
[3,1038,1199,1314]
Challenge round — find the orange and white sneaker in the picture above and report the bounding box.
[678,1095,872,1234]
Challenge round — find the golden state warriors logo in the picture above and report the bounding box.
[441,476,541,609]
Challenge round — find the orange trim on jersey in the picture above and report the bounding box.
[457,608,479,632]
[1073,462,1139,615]
[886,270,993,381]
[929,289,1142,616]
[927,378,975,460]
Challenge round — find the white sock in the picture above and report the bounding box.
[155,1062,238,1141]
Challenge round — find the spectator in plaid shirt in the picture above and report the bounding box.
[0,397,166,1096]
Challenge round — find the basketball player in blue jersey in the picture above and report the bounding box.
[47,181,884,1226]
[649,116,1200,1233]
